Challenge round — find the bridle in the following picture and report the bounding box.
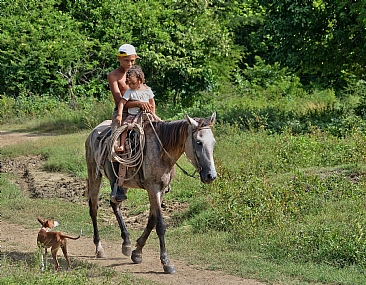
[190,126,213,174]
[147,116,210,178]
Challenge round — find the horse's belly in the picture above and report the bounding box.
[124,180,142,189]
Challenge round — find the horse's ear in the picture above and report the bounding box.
[209,112,216,125]
[186,114,198,128]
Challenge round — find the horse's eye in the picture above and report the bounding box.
[196,141,202,145]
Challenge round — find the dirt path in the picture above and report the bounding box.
[0,130,264,285]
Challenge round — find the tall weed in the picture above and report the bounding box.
[186,123,366,268]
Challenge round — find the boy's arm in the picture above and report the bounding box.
[108,74,122,106]
[125,100,153,112]
[108,72,129,106]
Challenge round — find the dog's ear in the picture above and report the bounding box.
[37,216,45,225]
[53,221,59,228]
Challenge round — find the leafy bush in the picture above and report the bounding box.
[234,56,305,97]
[185,124,366,268]
[0,0,238,108]
[0,94,112,129]
[0,0,101,99]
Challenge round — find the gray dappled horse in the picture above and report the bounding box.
[85,113,217,274]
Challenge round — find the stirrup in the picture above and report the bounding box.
[110,183,127,203]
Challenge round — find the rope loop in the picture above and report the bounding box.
[107,123,145,181]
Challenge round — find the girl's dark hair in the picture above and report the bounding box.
[126,65,145,83]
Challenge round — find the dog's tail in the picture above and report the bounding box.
[63,229,82,240]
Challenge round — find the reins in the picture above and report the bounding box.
[146,114,202,178]
[108,112,209,181]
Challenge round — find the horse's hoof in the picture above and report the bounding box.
[163,264,177,274]
[131,249,142,264]
[122,245,132,256]
[96,249,107,258]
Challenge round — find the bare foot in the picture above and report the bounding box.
[115,145,124,153]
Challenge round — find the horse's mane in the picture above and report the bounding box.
[153,117,213,154]
[153,120,188,153]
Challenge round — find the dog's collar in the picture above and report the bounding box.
[41,227,51,232]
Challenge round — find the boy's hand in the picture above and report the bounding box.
[138,102,152,112]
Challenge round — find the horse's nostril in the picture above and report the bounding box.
[207,173,216,181]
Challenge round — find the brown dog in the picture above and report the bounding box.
[37,216,82,271]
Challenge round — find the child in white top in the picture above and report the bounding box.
[115,65,156,152]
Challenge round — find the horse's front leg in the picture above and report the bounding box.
[131,206,156,265]
[156,202,177,274]
[107,162,132,256]
[110,200,132,256]
[131,189,176,274]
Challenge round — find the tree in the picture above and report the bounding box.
[0,0,239,108]
[0,0,101,99]
[258,0,366,89]
[207,0,267,68]
[50,0,239,107]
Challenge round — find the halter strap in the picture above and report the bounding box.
[147,114,200,178]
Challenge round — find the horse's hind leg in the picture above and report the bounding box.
[89,195,106,258]
[87,160,106,258]
[110,200,132,256]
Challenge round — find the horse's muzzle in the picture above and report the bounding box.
[200,170,217,184]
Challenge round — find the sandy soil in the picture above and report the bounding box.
[0,130,264,285]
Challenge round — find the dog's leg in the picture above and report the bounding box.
[40,249,46,272]
[61,243,72,271]
[51,247,60,271]
[44,248,48,271]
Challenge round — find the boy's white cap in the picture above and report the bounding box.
[117,44,140,58]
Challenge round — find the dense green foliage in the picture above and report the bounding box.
[202,127,366,269]
[0,0,236,108]
[258,0,366,89]
[1,0,365,110]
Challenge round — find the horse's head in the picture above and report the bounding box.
[185,112,217,184]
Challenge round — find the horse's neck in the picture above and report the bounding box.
[158,120,189,162]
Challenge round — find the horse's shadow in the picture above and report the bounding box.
[105,262,165,275]
[4,250,165,274]
[4,251,34,264]
[3,250,86,272]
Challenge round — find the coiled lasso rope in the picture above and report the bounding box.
[107,123,145,181]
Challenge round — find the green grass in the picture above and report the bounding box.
[2,106,366,284]
[166,229,366,284]
[0,252,159,285]
[3,53,366,284]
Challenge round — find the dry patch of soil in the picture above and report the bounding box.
[0,130,264,285]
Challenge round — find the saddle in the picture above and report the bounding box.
[96,111,162,185]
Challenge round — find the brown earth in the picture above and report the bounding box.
[0,130,264,285]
